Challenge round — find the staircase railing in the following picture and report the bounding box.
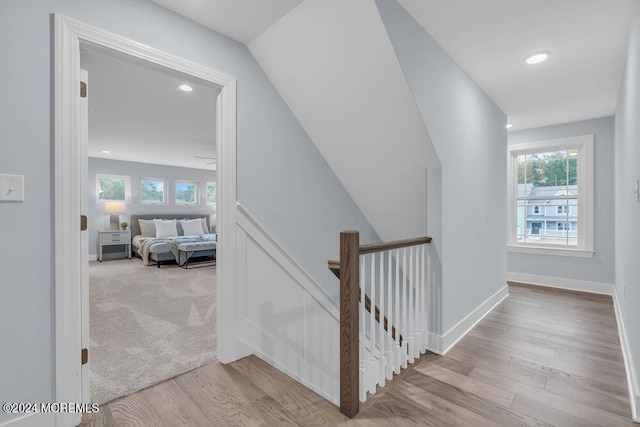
[328,231,432,418]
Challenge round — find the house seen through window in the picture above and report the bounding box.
[507,135,593,256]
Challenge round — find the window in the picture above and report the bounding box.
[140,178,166,204]
[97,174,130,203]
[176,180,198,205]
[507,135,593,258]
[206,182,217,206]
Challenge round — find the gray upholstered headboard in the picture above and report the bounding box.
[130,214,211,239]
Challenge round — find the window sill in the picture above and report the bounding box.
[507,244,594,259]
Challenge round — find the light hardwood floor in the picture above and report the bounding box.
[80,283,635,426]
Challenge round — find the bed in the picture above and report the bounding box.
[130,214,216,268]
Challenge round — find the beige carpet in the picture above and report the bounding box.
[89,258,216,405]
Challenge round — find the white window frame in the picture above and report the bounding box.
[96,173,130,203]
[557,205,568,215]
[206,181,217,206]
[139,177,167,205]
[507,135,594,258]
[532,205,540,215]
[175,179,199,205]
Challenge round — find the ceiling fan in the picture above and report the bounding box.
[193,155,217,165]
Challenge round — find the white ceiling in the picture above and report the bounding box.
[398,0,636,131]
[84,45,220,170]
[149,0,636,131]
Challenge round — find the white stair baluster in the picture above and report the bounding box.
[401,247,408,369]
[413,246,422,357]
[378,251,386,388]
[386,249,393,380]
[421,244,427,353]
[359,257,366,403]
[408,246,415,363]
[394,248,401,374]
[369,253,377,395]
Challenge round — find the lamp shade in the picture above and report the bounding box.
[104,201,125,214]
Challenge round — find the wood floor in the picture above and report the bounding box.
[80,283,635,426]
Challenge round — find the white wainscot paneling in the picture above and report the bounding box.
[234,207,340,404]
[245,236,305,355]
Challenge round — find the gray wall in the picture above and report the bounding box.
[614,3,640,396]
[507,117,615,285]
[0,0,377,423]
[376,0,507,333]
[88,158,216,257]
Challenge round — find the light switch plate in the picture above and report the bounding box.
[0,174,25,202]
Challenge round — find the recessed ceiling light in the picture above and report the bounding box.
[506,123,513,129]
[525,51,551,65]
[179,84,193,92]
[101,150,111,154]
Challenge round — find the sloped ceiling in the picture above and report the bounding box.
[248,0,440,241]
[149,0,303,44]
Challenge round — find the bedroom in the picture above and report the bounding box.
[84,45,220,405]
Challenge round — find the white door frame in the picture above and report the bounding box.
[54,15,238,426]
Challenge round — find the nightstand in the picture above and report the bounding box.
[98,230,131,262]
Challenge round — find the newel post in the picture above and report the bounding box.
[340,230,360,417]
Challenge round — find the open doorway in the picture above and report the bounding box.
[54,16,238,420]
[81,44,220,404]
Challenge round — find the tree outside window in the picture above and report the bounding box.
[176,181,198,204]
[207,182,217,206]
[97,174,129,202]
[140,179,165,204]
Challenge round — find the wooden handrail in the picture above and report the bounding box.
[328,260,403,346]
[359,236,432,255]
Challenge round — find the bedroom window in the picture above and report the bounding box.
[97,174,130,203]
[176,180,198,205]
[507,134,593,258]
[140,178,166,204]
[206,182,217,206]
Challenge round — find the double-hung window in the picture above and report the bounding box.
[507,135,593,258]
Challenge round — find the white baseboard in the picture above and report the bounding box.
[507,272,614,296]
[0,412,54,427]
[88,254,97,262]
[237,318,338,405]
[427,285,509,355]
[613,289,640,423]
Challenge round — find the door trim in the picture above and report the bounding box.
[54,15,238,425]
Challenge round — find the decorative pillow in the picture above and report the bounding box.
[181,219,204,236]
[154,219,178,239]
[200,217,209,234]
[138,219,156,237]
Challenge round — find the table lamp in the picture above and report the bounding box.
[104,201,125,230]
